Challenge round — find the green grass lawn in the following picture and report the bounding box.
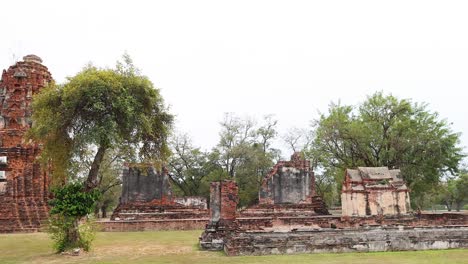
[0,230,466,264]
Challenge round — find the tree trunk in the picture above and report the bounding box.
[66,218,80,249]
[85,145,107,192]
[94,206,100,218]
[444,201,452,211]
[101,205,108,218]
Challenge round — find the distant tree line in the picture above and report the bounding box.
[167,92,466,210]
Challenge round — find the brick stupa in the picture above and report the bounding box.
[0,55,52,233]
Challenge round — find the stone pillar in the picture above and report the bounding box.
[209,182,221,222]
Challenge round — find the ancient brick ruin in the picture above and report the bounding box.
[117,164,173,207]
[259,152,315,204]
[240,153,329,217]
[200,163,468,255]
[0,55,52,233]
[224,226,468,256]
[200,155,332,251]
[103,164,209,231]
[341,167,411,217]
[0,55,465,256]
[200,180,239,250]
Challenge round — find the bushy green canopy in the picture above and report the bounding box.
[309,92,464,205]
[29,58,173,183]
[49,182,100,217]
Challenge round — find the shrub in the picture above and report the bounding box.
[48,182,100,252]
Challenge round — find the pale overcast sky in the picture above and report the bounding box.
[1,0,467,159]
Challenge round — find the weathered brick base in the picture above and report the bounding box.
[111,202,208,221]
[225,226,468,256]
[239,198,329,218]
[201,212,468,253]
[98,218,208,232]
[237,213,468,230]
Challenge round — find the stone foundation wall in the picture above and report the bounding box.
[236,213,467,231]
[98,218,208,232]
[225,226,468,256]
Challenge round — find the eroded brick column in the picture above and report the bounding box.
[209,180,238,223]
[201,180,238,251]
[220,180,238,221]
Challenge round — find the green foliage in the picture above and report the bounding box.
[48,183,100,252]
[435,171,468,211]
[168,114,280,207]
[314,173,338,207]
[87,148,124,218]
[48,215,97,252]
[309,92,464,207]
[168,133,217,197]
[214,114,280,207]
[28,55,173,185]
[49,182,100,217]
[31,55,173,252]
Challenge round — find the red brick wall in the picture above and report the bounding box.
[98,219,208,232]
[209,180,238,222]
[220,180,238,220]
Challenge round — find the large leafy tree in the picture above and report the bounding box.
[213,114,280,206]
[309,92,464,207]
[168,132,218,197]
[436,171,468,211]
[29,55,173,189]
[28,55,173,250]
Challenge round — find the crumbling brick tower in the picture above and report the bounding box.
[0,55,52,233]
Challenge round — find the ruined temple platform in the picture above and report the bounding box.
[200,180,468,255]
[224,225,468,256]
[104,164,210,231]
[222,212,468,256]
